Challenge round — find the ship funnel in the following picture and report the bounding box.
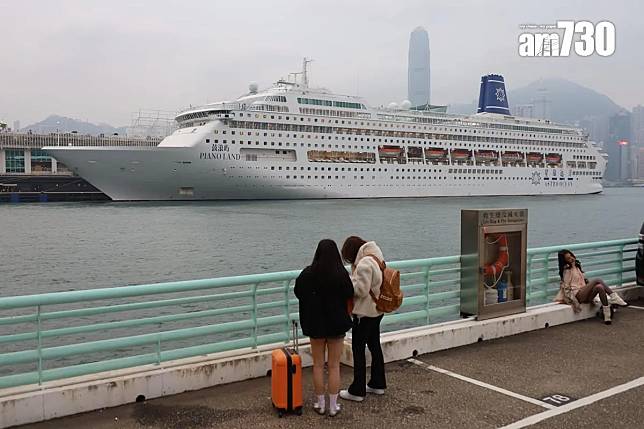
[477,74,510,115]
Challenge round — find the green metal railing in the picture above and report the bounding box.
[0,238,637,389]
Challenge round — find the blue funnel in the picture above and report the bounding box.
[477,74,510,115]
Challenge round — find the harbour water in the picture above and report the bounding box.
[1,187,643,297]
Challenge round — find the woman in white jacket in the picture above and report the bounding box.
[339,236,387,402]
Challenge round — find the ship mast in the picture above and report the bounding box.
[302,57,313,88]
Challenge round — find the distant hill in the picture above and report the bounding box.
[509,78,623,124]
[21,115,127,136]
[447,78,624,125]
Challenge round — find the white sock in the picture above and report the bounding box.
[316,394,325,409]
[329,393,338,410]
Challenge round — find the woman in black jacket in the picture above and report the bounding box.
[294,239,353,417]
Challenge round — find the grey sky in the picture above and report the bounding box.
[1,0,642,126]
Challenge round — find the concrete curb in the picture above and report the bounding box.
[1,285,641,428]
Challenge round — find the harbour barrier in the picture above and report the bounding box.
[0,238,640,427]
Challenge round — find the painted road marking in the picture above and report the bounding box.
[540,394,575,406]
[628,305,644,310]
[499,376,644,429]
[407,358,556,410]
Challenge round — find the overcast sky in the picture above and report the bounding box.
[1,0,642,127]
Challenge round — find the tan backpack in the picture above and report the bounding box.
[367,255,403,313]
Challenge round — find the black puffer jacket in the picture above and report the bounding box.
[294,266,354,339]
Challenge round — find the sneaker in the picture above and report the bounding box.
[313,403,325,415]
[608,292,628,307]
[602,305,612,325]
[329,403,341,417]
[339,389,364,402]
[366,385,385,395]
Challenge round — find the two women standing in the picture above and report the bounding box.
[294,236,387,416]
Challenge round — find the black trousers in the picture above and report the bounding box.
[348,314,386,397]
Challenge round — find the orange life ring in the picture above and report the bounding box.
[483,234,509,277]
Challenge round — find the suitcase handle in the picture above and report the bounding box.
[292,320,299,353]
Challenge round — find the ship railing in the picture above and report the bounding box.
[176,103,245,116]
[0,238,637,389]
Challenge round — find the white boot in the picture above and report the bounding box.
[602,305,612,325]
[608,292,628,307]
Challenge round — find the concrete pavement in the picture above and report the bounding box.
[18,299,644,429]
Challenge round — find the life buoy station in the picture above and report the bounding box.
[460,209,528,320]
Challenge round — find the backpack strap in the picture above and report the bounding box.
[366,255,385,304]
[366,254,386,270]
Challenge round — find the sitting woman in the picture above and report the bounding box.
[555,249,628,324]
[294,239,354,417]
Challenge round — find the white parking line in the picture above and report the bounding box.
[499,376,644,429]
[407,358,556,410]
[627,305,644,310]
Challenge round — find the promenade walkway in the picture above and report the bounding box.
[21,299,644,429]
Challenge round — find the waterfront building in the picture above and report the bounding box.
[0,132,161,201]
[0,132,160,175]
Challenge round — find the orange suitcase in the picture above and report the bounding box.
[271,321,303,416]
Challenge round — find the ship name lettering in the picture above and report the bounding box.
[199,152,240,161]
[211,144,229,152]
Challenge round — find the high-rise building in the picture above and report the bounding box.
[607,111,631,181]
[513,104,535,118]
[13,120,20,132]
[631,105,644,147]
[408,27,431,108]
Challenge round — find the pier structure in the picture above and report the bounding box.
[0,132,161,201]
[0,132,160,175]
[0,238,642,428]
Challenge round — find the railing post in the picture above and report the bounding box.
[284,280,291,343]
[526,254,532,305]
[618,244,625,287]
[156,335,161,365]
[543,252,550,303]
[424,265,431,325]
[251,283,258,349]
[36,305,43,385]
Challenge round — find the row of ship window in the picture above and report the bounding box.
[233,115,580,140]
[209,138,588,154]
[228,174,590,183]
[227,120,584,144]
[234,165,594,177]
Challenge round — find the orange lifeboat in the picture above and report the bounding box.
[483,234,509,277]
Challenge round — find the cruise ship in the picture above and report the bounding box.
[45,61,606,201]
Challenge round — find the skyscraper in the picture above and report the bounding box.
[631,105,644,147]
[408,27,430,107]
[607,111,631,182]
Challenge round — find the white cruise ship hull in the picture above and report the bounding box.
[44,69,606,201]
[45,146,603,201]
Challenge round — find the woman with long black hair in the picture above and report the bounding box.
[294,239,354,417]
[555,249,628,324]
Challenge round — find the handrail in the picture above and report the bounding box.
[0,237,638,389]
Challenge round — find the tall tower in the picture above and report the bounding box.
[408,27,431,108]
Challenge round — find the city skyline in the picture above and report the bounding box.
[1,0,643,127]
